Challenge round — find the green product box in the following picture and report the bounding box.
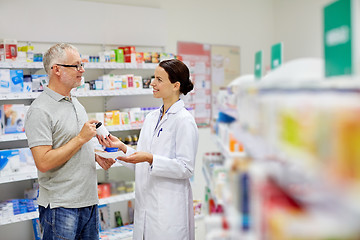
[113,49,124,63]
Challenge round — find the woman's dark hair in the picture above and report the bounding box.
[159,59,194,95]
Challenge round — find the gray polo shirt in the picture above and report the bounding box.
[25,87,98,208]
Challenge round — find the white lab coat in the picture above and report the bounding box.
[123,99,199,240]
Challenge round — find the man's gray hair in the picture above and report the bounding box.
[43,43,79,74]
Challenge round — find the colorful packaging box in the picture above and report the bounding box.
[23,75,32,92]
[0,39,17,61]
[136,52,144,63]
[143,52,152,63]
[10,69,24,93]
[113,49,124,63]
[2,104,26,134]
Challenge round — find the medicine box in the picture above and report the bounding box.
[31,74,48,92]
[23,75,32,92]
[0,69,11,93]
[2,104,26,134]
[0,39,17,61]
[10,69,24,93]
[114,49,124,63]
[0,149,20,176]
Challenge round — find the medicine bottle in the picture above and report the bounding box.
[96,122,110,138]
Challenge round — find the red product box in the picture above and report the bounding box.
[98,183,111,199]
[122,46,136,63]
[0,39,17,61]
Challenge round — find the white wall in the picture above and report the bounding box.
[273,0,334,62]
[79,0,275,75]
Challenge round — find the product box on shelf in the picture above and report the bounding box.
[0,149,20,176]
[160,53,175,61]
[126,74,134,88]
[120,46,136,63]
[113,49,124,63]
[0,39,17,61]
[87,112,105,124]
[151,52,160,63]
[98,204,111,231]
[2,104,26,134]
[142,77,151,88]
[143,52,152,63]
[23,75,32,92]
[133,76,143,88]
[136,52,144,63]
[0,148,35,177]
[18,44,34,62]
[0,69,11,93]
[113,75,122,90]
[98,183,111,199]
[31,74,48,92]
[104,111,113,126]
[10,69,24,93]
[32,218,42,240]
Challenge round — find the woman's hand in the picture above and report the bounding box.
[95,154,116,170]
[96,134,127,152]
[117,151,153,165]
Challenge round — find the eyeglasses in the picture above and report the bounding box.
[51,63,85,71]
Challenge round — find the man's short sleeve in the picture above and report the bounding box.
[25,107,53,148]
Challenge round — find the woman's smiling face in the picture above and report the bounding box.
[151,66,177,99]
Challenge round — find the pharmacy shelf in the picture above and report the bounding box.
[99,192,135,205]
[0,193,135,226]
[0,133,27,142]
[0,211,39,226]
[85,62,157,69]
[0,62,158,70]
[72,88,153,97]
[0,92,41,100]
[0,125,142,143]
[202,166,213,192]
[0,62,43,69]
[0,162,124,183]
[100,224,134,240]
[215,136,246,160]
[0,171,38,184]
[106,124,142,132]
[0,89,152,100]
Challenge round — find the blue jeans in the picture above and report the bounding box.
[39,205,99,240]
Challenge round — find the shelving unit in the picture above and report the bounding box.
[204,59,360,239]
[0,192,135,226]
[0,41,165,240]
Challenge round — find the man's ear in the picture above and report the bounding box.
[52,65,61,76]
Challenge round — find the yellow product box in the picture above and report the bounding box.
[112,110,120,125]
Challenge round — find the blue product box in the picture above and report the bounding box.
[10,69,24,92]
[32,218,42,240]
[0,149,20,174]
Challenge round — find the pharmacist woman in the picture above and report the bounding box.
[98,59,199,240]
